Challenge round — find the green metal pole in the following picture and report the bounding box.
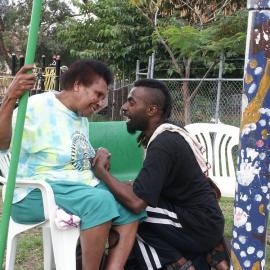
[0,0,42,267]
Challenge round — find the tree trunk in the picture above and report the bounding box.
[182,57,192,124]
[0,17,10,71]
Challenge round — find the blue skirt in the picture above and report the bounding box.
[11,181,146,231]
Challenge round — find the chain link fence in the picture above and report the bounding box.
[101,78,243,127]
[0,73,243,127]
[163,79,243,127]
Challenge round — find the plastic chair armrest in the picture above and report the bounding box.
[0,176,56,220]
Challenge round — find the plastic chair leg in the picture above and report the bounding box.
[50,227,79,270]
[42,226,54,270]
[4,218,48,270]
[5,234,17,270]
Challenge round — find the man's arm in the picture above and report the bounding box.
[0,65,35,150]
[93,151,147,214]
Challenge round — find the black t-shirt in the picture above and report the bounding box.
[133,131,224,250]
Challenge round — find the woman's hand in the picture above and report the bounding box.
[6,65,36,101]
[0,65,36,150]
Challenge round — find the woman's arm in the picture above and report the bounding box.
[0,65,35,150]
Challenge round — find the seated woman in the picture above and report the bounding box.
[0,60,146,270]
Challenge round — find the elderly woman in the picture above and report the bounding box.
[0,60,146,270]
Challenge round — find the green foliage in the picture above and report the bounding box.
[153,9,247,78]
[0,0,75,68]
[58,0,154,78]
[202,10,248,57]
[160,10,247,59]
[160,25,204,58]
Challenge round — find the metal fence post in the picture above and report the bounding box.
[147,56,151,78]
[136,60,140,81]
[112,79,116,120]
[150,53,155,79]
[214,53,224,123]
[231,1,270,269]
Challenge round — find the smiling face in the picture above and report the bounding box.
[74,77,107,117]
[121,87,150,134]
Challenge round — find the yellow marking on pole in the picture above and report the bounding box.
[241,59,270,130]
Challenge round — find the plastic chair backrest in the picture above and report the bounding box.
[0,152,11,177]
[89,121,144,182]
[184,123,240,197]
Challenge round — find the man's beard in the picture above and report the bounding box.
[126,117,148,134]
[126,122,137,134]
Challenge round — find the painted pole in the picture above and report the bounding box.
[231,0,270,269]
[0,0,42,267]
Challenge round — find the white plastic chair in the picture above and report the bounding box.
[184,123,240,198]
[0,152,80,270]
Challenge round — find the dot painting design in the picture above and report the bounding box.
[231,6,270,270]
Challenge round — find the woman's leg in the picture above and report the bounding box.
[80,221,112,270]
[105,221,139,270]
[49,182,120,270]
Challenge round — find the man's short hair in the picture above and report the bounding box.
[134,79,172,119]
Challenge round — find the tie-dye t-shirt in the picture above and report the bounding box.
[11,91,99,203]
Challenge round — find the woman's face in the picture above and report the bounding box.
[74,77,107,117]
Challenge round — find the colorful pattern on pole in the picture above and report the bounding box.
[231,1,270,269]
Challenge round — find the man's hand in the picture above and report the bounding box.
[6,65,36,101]
[93,148,147,214]
[93,147,111,179]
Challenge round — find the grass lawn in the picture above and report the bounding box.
[0,189,269,269]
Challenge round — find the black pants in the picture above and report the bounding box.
[125,200,210,270]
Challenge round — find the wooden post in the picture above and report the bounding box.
[55,55,61,91]
[41,54,46,91]
[231,1,270,269]
[19,55,25,68]
[11,53,16,76]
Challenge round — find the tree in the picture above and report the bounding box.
[58,0,155,79]
[0,0,12,71]
[130,0,247,123]
[0,0,74,71]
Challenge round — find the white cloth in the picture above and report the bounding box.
[147,123,211,174]
[55,207,81,230]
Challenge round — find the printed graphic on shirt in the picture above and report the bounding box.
[71,131,95,171]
